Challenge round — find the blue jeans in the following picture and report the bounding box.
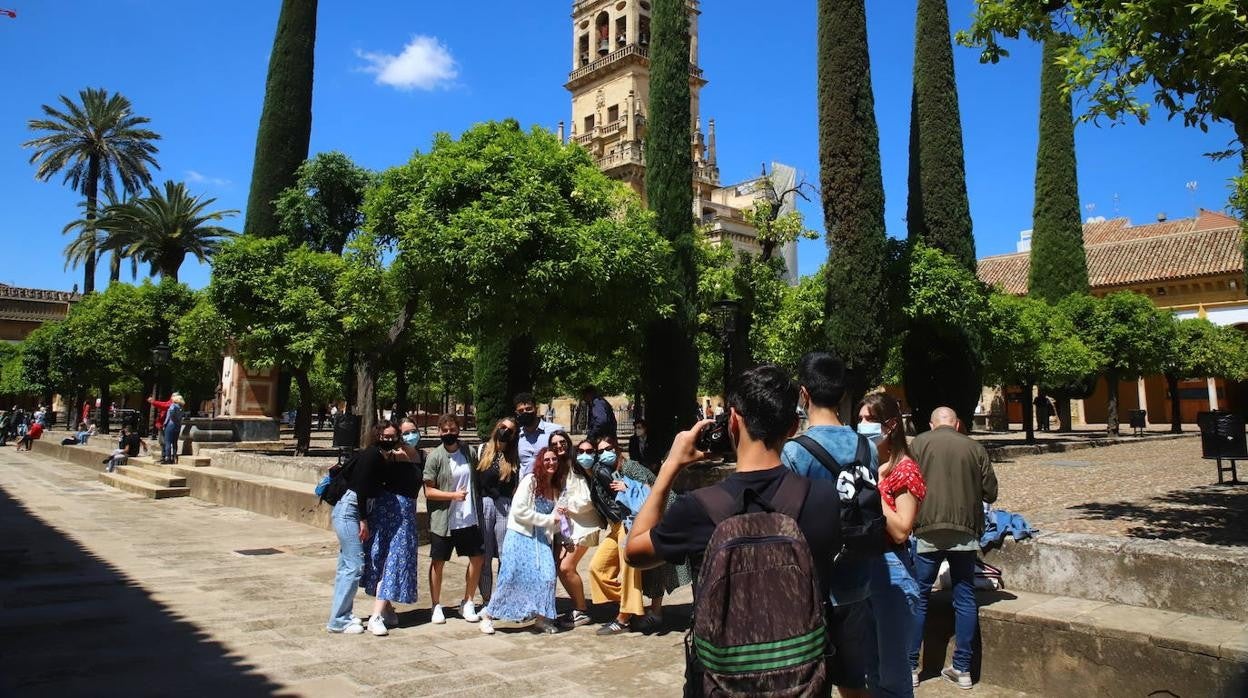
[162,421,179,461]
[909,549,977,673]
[870,550,920,697]
[327,490,365,631]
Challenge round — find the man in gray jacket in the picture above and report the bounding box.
[908,407,998,690]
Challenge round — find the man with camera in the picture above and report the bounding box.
[625,365,844,693]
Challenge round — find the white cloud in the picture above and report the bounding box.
[186,170,231,187]
[356,35,458,91]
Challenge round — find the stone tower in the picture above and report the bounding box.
[565,0,719,199]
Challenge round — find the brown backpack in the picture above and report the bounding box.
[687,472,829,697]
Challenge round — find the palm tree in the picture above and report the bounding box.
[63,195,140,281]
[24,88,161,293]
[98,181,238,281]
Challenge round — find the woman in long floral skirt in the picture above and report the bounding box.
[479,447,567,635]
[360,419,425,636]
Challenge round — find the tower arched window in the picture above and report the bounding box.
[596,13,610,55]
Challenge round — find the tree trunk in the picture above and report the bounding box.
[109,252,121,285]
[292,367,313,455]
[343,348,357,412]
[393,350,409,420]
[82,158,100,295]
[98,382,112,435]
[1166,373,1182,434]
[354,356,377,447]
[1056,396,1073,432]
[1106,372,1120,436]
[1021,383,1035,444]
[141,381,155,436]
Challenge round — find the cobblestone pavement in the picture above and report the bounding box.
[1,449,1033,697]
[991,434,1248,546]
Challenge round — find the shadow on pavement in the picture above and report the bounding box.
[0,486,284,697]
[1067,484,1248,547]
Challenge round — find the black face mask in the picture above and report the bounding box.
[377,439,398,451]
[440,434,459,447]
[495,426,515,443]
[515,412,537,428]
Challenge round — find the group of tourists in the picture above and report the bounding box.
[323,356,999,697]
[4,405,46,451]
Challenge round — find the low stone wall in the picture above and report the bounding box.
[199,449,332,485]
[920,589,1248,697]
[983,533,1248,621]
[985,431,1196,462]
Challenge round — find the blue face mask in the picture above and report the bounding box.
[576,453,595,469]
[598,450,618,467]
[401,433,420,447]
[857,421,883,444]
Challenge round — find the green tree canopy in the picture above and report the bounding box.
[275,151,375,254]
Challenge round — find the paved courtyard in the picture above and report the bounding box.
[0,448,1037,697]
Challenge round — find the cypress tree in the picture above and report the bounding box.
[473,335,536,431]
[906,0,975,270]
[642,0,699,450]
[903,0,982,427]
[1028,38,1089,303]
[244,0,317,238]
[818,0,889,411]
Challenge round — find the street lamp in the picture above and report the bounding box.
[711,298,741,404]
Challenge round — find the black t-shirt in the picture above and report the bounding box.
[479,453,518,500]
[122,433,142,457]
[384,452,424,499]
[650,465,843,599]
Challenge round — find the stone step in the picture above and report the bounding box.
[112,465,186,488]
[983,532,1248,621]
[920,588,1247,697]
[96,472,190,499]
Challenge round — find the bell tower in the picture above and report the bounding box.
[566,0,715,198]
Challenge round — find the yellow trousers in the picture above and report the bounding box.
[589,522,645,616]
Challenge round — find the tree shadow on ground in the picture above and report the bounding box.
[0,486,284,697]
[1066,485,1248,547]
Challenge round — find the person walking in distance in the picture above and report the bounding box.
[423,414,487,626]
[908,407,998,690]
[581,386,617,440]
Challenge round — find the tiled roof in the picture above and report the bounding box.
[0,283,80,303]
[979,210,1244,295]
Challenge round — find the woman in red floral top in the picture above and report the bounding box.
[859,392,926,696]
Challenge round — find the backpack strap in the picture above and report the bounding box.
[853,434,872,476]
[767,470,811,520]
[791,434,846,476]
[693,486,739,526]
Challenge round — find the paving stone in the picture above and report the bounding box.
[1014,596,1109,631]
[1151,613,1246,657]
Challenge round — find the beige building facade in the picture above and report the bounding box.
[564,0,799,282]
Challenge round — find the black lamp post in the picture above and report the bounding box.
[711,299,741,404]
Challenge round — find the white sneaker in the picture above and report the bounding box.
[912,669,920,688]
[328,619,364,635]
[382,607,399,628]
[461,600,480,622]
[479,618,495,635]
[431,604,446,624]
[941,666,972,690]
[367,614,389,636]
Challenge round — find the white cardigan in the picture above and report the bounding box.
[507,474,561,537]
[562,471,604,543]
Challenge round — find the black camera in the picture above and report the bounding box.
[695,414,732,454]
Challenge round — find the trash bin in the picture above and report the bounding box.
[332,414,360,450]
[1127,409,1148,436]
[1196,411,1246,484]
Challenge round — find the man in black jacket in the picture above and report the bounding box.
[582,386,617,440]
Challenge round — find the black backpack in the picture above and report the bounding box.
[685,472,829,697]
[317,452,360,506]
[790,434,887,557]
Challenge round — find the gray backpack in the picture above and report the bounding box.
[686,472,829,697]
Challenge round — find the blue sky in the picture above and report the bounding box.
[0,0,1240,292]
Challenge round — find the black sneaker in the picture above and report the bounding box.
[595,621,628,636]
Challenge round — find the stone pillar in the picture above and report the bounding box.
[219,351,281,442]
[628,0,640,45]
[1208,377,1220,410]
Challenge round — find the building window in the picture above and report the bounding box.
[639,15,651,47]
[607,105,619,123]
[616,16,628,46]
[579,34,590,66]
[584,115,595,133]
[596,12,610,55]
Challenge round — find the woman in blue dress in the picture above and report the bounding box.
[479,446,567,635]
[361,419,425,636]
